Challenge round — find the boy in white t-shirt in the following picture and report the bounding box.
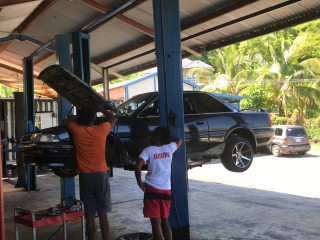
[135,126,182,240]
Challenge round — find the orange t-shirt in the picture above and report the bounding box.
[68,121,111,173]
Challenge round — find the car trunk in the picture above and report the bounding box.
[286,128,309,145]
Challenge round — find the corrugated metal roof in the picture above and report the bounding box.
[0,0,319,98]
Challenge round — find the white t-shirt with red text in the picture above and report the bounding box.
[139,142,178,190]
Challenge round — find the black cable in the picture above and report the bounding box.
[47,223,64,240]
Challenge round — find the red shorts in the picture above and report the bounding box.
[143,185,171,218]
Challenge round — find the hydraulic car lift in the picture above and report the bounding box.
[153,0,190,238]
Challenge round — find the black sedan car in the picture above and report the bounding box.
[18,65,273,177]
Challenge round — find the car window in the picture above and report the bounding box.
[116,93,153,115]
[139,97,196,116]
[139,100,159,117]
[188,92,232,113]
[286,128,306,136]
[275,128,283,136]
[183,97,195,114]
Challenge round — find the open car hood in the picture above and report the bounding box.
[38,65,114,112]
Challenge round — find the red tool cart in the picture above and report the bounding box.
[14,198,85,240]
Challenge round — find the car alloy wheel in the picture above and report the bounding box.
[271,144,282,157]
[221,137,253,172]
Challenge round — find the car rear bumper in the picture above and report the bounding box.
[281,144,311,154]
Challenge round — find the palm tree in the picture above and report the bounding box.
[245,32,320,119]
[205,44,254,95]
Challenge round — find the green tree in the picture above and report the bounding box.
[242,28,320,119]
[241,84,267,110]
[205,44,256,95]
[291,19,320,61]
[0,85,13,97]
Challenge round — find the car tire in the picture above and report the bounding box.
[221,137,253,172]
[50,148,78,178]
[271,144,282,157]
[299,151,307,155]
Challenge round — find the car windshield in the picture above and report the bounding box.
[286,128,306,137]
[116,93,155,116]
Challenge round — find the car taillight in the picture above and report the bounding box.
[307,136,310,143]
[283,138,287,144]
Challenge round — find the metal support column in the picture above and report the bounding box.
[23,58,38,192]
[23,58,35,133]
[56,34,75,199]
[153,0,190,239]
[102,68,110,100]
[72,32,91,84]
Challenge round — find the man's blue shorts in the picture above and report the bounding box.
[79,171,111,215]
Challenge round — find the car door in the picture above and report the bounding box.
[183,93,209,158]
[136,94,209,159]
[189,92,239,156]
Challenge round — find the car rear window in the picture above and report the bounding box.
[286,128,306,136]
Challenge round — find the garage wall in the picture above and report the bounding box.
[127,76,156,99]
[109,87,125,100]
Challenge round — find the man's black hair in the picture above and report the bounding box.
[77,107,95,126]
[153,126,170,144]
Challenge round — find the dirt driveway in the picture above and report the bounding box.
[187,151,320,240]
[188,151,320,198]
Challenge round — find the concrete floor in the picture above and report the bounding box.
[4,155,320,240]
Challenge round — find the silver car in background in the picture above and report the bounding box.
[268,125,311,157]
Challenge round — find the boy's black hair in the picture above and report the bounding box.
[77,107,96,126]
[152,126,170,144]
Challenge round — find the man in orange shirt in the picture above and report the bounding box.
[66,104,117,240]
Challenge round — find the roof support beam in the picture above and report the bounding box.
[93,0,260,64]
[181,46,201,57]
[100,0,310,79]
[81,0,201,57]
[180,0,260,31]
[0,63,38,78]
[0,0,56,53]
[182,0,300,42]
[191,8,320,54]
[33,52,54,65]
[0,35,55,52]
[91,63,124,78]
[27,38,55,60]
[81,0,154,36]
[0,0,37,7]
[82,0,146,32]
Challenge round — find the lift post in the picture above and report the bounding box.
[23,58,38,192]
[56,34,75,199]
[153,0,190,239]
